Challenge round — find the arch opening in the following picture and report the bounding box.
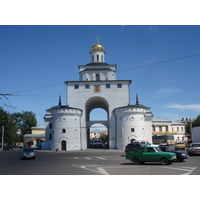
[85,97,109,148]
[89,123,108,148]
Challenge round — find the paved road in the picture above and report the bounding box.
[0,148,200,175]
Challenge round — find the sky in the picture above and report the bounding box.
[1,25,200,126]
[1,0,199,193]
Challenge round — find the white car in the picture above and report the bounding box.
[187,143,200,156]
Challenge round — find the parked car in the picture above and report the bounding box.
[159,146,189,162]
[90,139,102,147]
[126,146,176,165]
[175,142,186,150]
[22,147,35,159]
[159,142,167,146]
[133,140,152,146]
[125,143,144,152]
[3,144,13,150]
[186,143,200,156]
[125,140,152,152]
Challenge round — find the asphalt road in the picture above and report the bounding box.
[1,148,200,175]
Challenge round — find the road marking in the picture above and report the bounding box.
[162,166,197,175]
[97,167,109,175]
[72,165,102,174]
[85,157,92,160]
[96,157,106,160]
[73,156,107,160]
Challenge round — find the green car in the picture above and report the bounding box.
[126,146,176,165]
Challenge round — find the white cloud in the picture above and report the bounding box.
[155,88,182,94]
[145,59,154,64]
[165,104,200,112]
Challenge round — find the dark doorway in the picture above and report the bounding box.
[61,140,66,151]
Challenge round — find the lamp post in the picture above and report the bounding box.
[1,126,4,149]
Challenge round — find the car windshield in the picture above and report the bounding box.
[161,146,174,152]
[24,148,34,152]
[166,146,174,151]
[155,147,162,152]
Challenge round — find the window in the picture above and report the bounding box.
[117,83,122,88]
[62,129,66,133]
[147,148,155,152]
[106,84,110,88]
[177,127,179,132]
[101,55,103,62]
[74,85,79,89]
[97,54,99,61]
[49,123,52,129]
[85,84,90,89]
[131,128,135,132]
[49,134,52,141]
[96,74,100,81]
[159,126,162,132]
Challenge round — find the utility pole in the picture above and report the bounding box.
[190,118,193,139]
[1,125,4,149]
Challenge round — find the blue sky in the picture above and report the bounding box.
[1,25,200,125]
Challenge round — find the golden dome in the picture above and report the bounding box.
[91,43,104,51]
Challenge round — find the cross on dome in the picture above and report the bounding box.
[91,37,105,51]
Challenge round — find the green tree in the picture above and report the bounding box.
[12,111,37,140]
[0,107,19,144]
[185,115,200,135]
[100,134,108,144]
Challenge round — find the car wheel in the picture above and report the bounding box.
[132,158,141,165]
[160,157,170,165]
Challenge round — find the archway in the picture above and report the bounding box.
[89,123,108,148]
[61,140,66,151]
[85,97,109,148]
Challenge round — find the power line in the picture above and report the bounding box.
[117,53,200,72]
[10,82,63,94]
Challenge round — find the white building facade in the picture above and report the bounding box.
[152,117,187,143]
[43,41,154,151]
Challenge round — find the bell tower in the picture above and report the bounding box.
[89,37,106,63]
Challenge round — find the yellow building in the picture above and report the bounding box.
[24,125,45,147]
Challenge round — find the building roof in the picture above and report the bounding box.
[31,125,45,130]
[86,62,110,66]
[46,105,82,111]
[151,117,171,123]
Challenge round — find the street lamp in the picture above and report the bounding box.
[1,126,4,149]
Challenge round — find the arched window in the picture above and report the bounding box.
[62,129,66,133]
[97,54,99,61]
[131,128,135,132]
[96,74,100,81]
[92,55,94,62]
[101,55,103,62]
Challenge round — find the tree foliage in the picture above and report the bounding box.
[0,107,37,144]
[100,134,108,144]
[185,115,200,134]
